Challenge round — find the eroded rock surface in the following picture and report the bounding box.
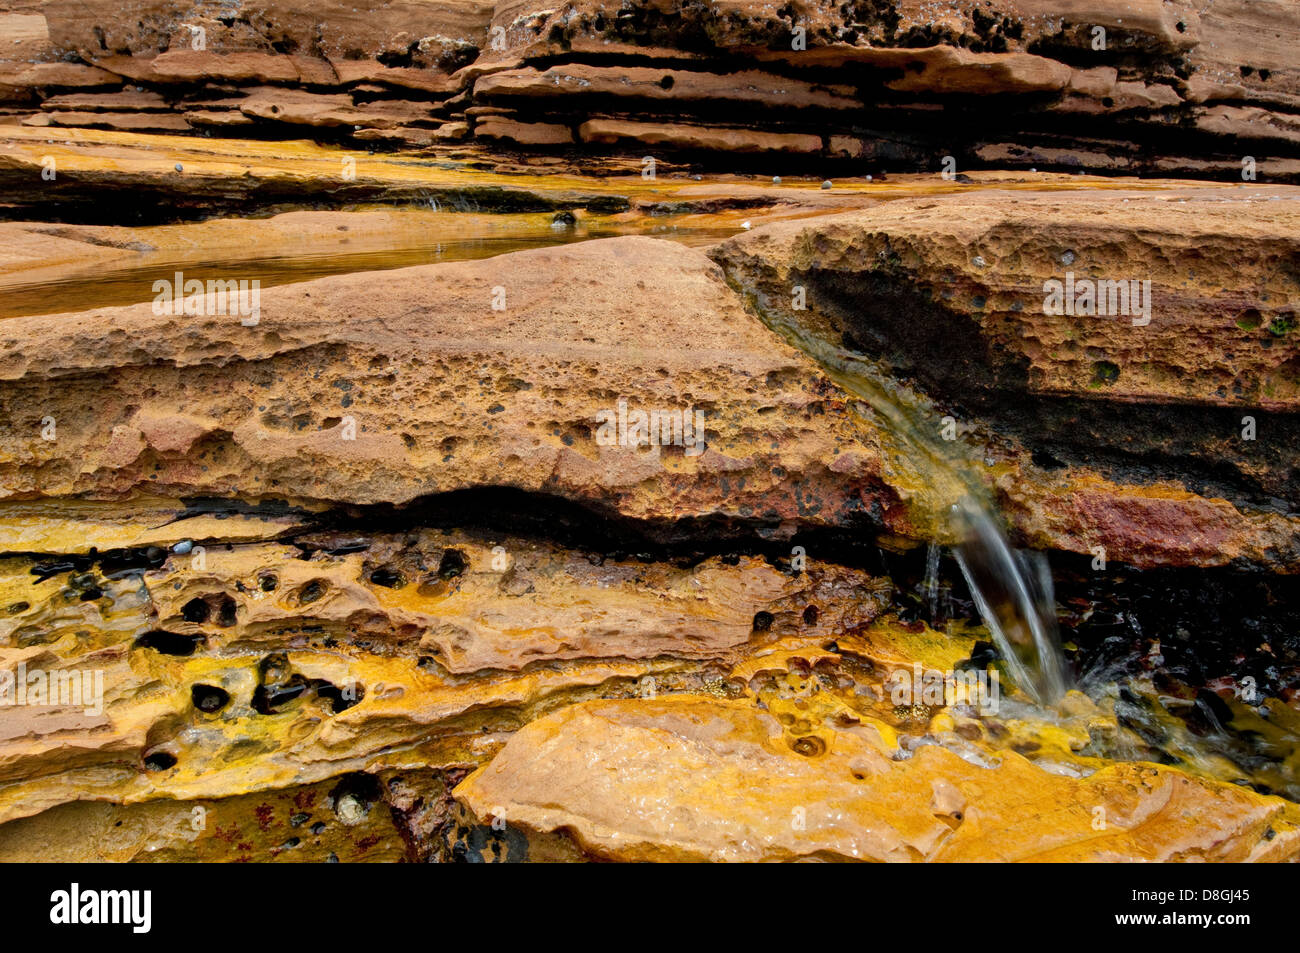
[0,236,906,538]
[2,0,1299,181]
[455,695,1300,862]
[715,186,1300,570]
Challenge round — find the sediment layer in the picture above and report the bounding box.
[2,0,1299,179]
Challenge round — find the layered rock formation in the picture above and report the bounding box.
[1,0,1299,181]
[0,211,1297,861]
[2,0,1299,867]
[715,184,1300,570]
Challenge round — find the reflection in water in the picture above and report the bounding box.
[0,213,745,320]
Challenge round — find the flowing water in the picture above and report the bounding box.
[736,285,1070,705]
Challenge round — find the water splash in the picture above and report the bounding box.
[736,284,1069,705]
[951,499,1068,703]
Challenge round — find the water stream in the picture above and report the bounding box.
[737,285,1070,705]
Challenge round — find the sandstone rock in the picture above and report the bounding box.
[579,119,823,154]
[325,59,459,95]
[0,0,1289,180]
[0,61,120,89]
[236,87,436,129]
[45,0,494,64]
[476,64,861,111]
[183,108,255,127]
[39,109,192,131]
[455,695,1300,861]
[0,520,887,826]
[474,115,572,145]
[885,48,1072,96]
[433,119,469,139]
[146,51,301,84]
[0,237,905,537]
[713,187,1300,569]
[40,89,169,112]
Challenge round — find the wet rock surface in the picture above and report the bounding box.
[0,0,1299,867]
[2,0,1300,183]
[714,185,1300,570]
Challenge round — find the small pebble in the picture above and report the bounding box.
[973,255,987,268]
[1060,250,1076,266]
[772,175,781,184]
[820,180,832,190]
[865,174,873,181]
[172,539,193,555]
[174,163,183,172]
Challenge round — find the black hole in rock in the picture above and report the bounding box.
[659,74,674,89]
[259,573,278,591]
[753,611,775,632]
[216,594,238,627]
[312,678,364,713]
[253,674,309,715]
[369,567,405,589]
[7,602,28,614]
[136,630,204,656]
[144,751,177,771]
[1092,360,1121,385]
[438,549,468,579]
[298,580,326,604]
[802,605,819,625]
[1031,447,1066,470]
[191,683,230,713]
[181,597,210,623]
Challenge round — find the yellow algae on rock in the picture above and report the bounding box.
[455,694,1300,862]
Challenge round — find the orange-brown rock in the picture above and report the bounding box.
[0,236,905,536]
[0,520,889,828]
[713,185,1300,569]
[474,115,572,145]
[0,0,1293,176]
[455,695,1300,862]
[579,119,823,155]
[475,64,861,111]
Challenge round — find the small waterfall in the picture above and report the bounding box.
[951,499,1068,704]
[923,542,942,623]
[738,284,1070,705]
